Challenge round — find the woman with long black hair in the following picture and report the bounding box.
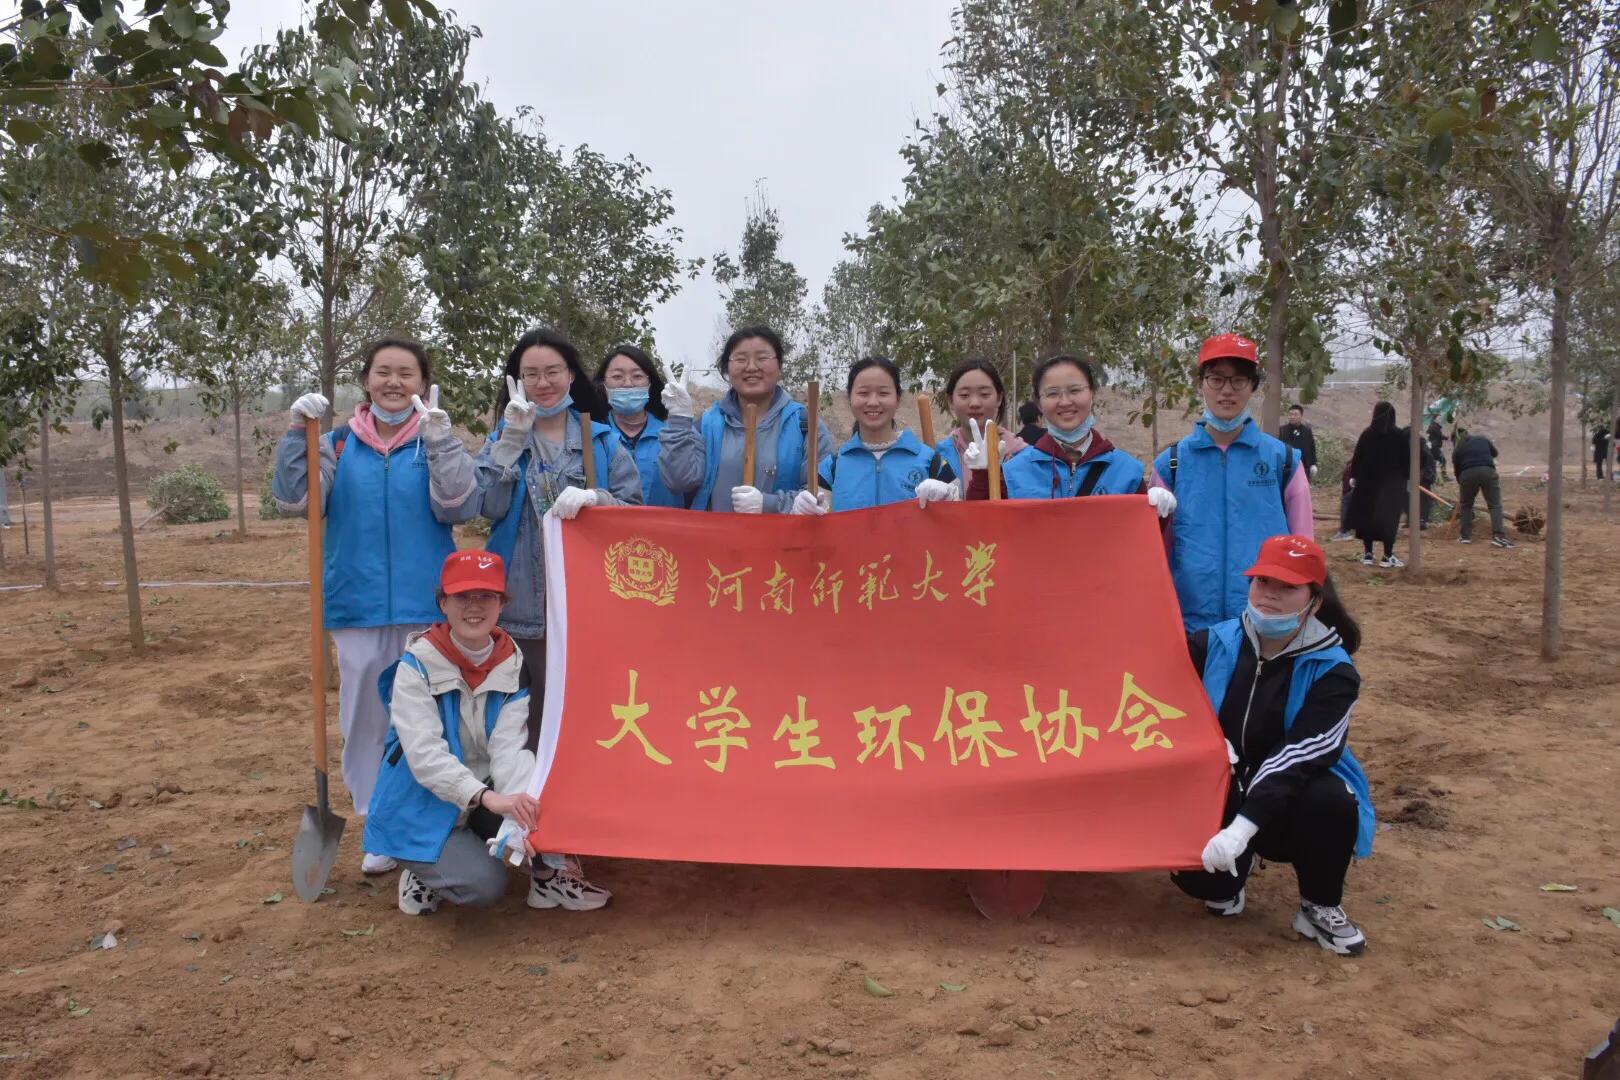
[1345,401,1409,568]
[592,343,684,508]
[1172,535,1376,956]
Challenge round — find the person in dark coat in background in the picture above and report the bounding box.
[1280,404,1319,480]
[1427,418,1448,482]
[1595,425,1611,481]
[1015,400,1046,447]
[1452,426,1513,547]
[1409,438,1438,530]
[1345,402,1409,568]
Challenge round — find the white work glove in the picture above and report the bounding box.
[502,375,537,436]
[662,382,694,420]
[1309,464,1319,479]
[914,478,957,507]
[289,392,329,424]
[487,819,528,868]
[551,486,598,520]
[410,384,453,445]
[730,485,764,514]
[963,418,991,471]
[1200,815,1259,876]
[791,489,830,515]
[1146,486,1177,519]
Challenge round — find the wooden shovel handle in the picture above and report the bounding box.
[916,392,935,447]
[806,383,820,497]
[305,420,328,774]
[986,420,1003,501]
[743,402,760,488]
[582,418,599,490]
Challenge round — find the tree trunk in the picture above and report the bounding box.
[40,401,56,589]
[1046,267,1075,357]
[1150,369,1161,459]
[233,380,247,536]
[1607,400,1618,515]
[18,474,28,554]
[1579,372,1589,484]
[1540,209,1571,661]
[1408,366,1423,574]
[105,337,146,654]
[1255,29,1293,437]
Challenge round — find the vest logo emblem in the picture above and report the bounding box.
[605,537,679,606]
[1253,461,1271,478]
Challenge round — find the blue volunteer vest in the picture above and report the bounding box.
[820,429,946,511]
[936,436,964,487]
[611,413,684,508]
[692,400,809,511]
[362,653,529,864]
[1153,421,1295,631]
[485,412,615,568]
[1200,619,1375,858]
[323,426,455,629]
[1001,444,1145,499]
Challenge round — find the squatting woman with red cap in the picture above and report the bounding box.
[1172,535,1376,956]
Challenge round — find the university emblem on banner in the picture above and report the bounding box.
[605,537,679,606]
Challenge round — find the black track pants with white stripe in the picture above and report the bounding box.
[1172,772,1359,907]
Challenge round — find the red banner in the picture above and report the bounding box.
[525,497,1228,871]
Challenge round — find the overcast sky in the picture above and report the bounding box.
[221,0,958,379]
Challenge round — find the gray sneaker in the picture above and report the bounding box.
[1293,901,1366,955]
[1491,535,1515,549]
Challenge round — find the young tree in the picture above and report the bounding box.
[713,188,810,381]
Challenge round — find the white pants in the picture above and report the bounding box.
[330,624,425,818]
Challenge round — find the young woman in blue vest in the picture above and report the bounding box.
[474,328,640,908]
[1173,535,1375,956]
[273,337,480,876]
[367,550,529,913]
[961,355,1172,518]
[796,356,956,514]
[1149,334,1314,632]
[593,343,684,508]
[657,324,833,513]
[934,359,1028,492]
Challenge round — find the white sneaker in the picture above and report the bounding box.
[1293,901,1366,955]
[527,859,612,911]
[397,869,440,915]
[1379,554,1405,569]
[361,852,398,875]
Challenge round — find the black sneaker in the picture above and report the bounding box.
[1293,901,1366,955]
[1491,535,1514,549]
[1458,537,1472,544]
[1204,888,1245,917]
[1359,552,1375,566]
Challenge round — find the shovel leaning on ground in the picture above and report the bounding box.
[292,418,345,902]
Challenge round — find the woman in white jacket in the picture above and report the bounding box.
[362,550,610,914]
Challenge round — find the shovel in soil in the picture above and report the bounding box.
[292,419,345,902]
[968,870,1048,920]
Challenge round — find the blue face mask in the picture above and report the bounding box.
[1048,414,1095,446]
[1245,601,1308,639]
[532,396,572,419]
[1203,407,1251,433]
[608,387,650,416]
[370,402,414,425]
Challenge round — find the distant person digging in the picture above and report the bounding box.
[1280,404,1320,482]
[1451,426,1514,548]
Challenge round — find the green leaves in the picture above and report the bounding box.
[1529,25,1560,65]
[1482,916,1522,932]
[862,976,895,998]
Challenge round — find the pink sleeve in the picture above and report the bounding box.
[1285,465,1314,538]
[1148,469,1168,490]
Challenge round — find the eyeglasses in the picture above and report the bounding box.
[1201,374,1255,390]
[447,590,503,605]
[520,366,570,384]
[1039,385,1091,402]
[604,371,651,386]
[728,353,778,371]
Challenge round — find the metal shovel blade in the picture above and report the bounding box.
[968,870,1048,920]
[291,771,346,903]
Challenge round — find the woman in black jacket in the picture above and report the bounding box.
[1345,402,1409,568]
[1173,535,1375,956]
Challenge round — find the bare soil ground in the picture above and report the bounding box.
[1,478,1617,1078]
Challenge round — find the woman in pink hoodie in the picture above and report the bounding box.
[272,337,481,875]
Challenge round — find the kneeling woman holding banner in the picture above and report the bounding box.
[657,324,833,513]
[366,551,582,915]
[799,356,957,513]
[1174,535,1375,955]
[963,355,1171,518]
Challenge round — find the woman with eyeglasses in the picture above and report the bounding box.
[1149,334,1313,632]
[593,343,684,508]
[799,356,957,513]
[657,324,832,513]
[473,327,641,910]
[961,355,1172,519]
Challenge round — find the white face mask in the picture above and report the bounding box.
[1244,600,1311,639]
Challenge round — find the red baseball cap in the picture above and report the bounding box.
[1243,535,1328,587]
[1198,333,1259,366]
[441,550,506,595]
